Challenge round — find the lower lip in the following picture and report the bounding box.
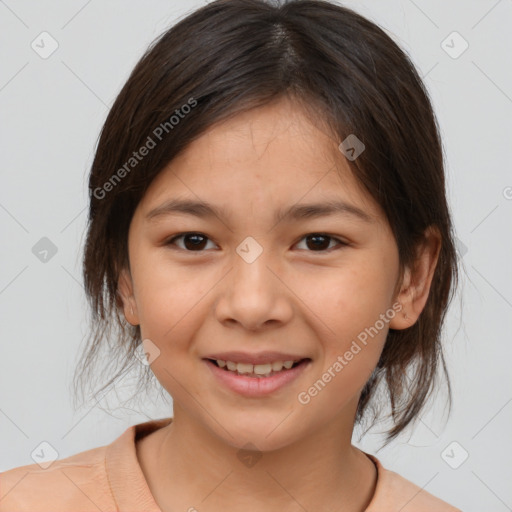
[204,359,310,397]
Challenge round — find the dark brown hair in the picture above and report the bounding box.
[74,0,459,443]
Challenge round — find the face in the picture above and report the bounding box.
[119,97,406,451]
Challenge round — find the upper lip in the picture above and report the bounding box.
[203,351,309,365]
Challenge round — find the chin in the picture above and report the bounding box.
[211,410,302,452]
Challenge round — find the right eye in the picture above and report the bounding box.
[165,232,218,252]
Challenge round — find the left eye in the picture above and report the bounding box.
[165,232,347,253]
[295,234,347,252]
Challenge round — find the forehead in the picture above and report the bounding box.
[180,97,342,181]
[138,97,381,222]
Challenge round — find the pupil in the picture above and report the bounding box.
[185,234,207,250]
[307,235,329,251]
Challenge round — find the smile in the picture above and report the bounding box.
[211,358,303,378]
[203,357,311,397]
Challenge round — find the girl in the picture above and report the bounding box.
[0,0,461,510]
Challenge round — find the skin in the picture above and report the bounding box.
[118,96,441,512]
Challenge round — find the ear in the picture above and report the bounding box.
[389,226,441,330]
[117,267,140,326]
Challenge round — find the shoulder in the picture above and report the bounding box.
[0,445,116,511]
[366,454,462,512]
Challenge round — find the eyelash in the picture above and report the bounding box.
[164,232,349,254]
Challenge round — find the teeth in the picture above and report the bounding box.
[237,363,253,374]
[213,359,300,377]
[254,363,272,375]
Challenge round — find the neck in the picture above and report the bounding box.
[137,404,377,512]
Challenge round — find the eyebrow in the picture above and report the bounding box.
[145,198,374,225]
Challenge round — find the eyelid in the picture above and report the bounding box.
[165,232,219,252]
[165,232,349,253]
[294,233,349,252]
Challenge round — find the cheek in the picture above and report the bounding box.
[293,256,395,382]
[137,280,205,347]
[295,268,392,413]
[297,258,395,333]
[131,240,194,307]
[130,251,205,351]
[134,267,207,398]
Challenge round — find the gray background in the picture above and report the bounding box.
[1,1,511,510]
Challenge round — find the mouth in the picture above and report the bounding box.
[203,355,312,397]
[206,357,310,378]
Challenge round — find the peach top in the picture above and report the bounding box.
[0,417,461,511]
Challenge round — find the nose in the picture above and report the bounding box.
[213,245,293,332]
